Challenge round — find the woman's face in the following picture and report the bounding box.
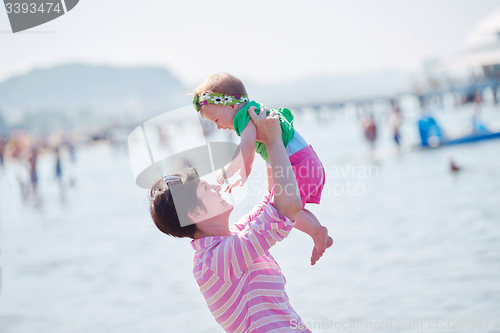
[195,179,233,220]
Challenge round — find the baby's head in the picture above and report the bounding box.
[193,73,249,131]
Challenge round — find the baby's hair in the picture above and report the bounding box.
[194,73,248,117]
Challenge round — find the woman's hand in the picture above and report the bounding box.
[247,106,281,145]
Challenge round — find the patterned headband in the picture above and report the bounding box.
[192,92,249,112]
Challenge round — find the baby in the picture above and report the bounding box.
[193,73,333,265]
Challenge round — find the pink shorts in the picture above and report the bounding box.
[289,145,325,207]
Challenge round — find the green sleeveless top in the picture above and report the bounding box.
[233,101,295,163]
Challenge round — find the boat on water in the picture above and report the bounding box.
[416,115,500,148]
[412,8,500,150]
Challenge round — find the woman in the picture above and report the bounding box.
[149,107,311,333]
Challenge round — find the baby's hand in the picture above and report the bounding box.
[224,174,246,193]
[216,169,226,185]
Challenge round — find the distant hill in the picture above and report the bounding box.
[0,63,189,132]
[0,64,414,134]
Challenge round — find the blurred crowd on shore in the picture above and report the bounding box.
[0,131,79,203]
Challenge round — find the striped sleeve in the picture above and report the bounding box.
[230,191,272,233]
[210,202,295,283]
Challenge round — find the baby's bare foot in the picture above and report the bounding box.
[311,233,333,265]
[310,226,328,261]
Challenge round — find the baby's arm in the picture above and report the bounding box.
[224,121,257,193]
[239,121,257,178]
[266,165,273,193]
[217,146,243,182]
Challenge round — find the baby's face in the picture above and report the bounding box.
[202,104,237,131]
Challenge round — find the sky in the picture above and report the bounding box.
[1,0,500,85]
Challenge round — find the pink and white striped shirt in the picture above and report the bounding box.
[191,193,311,333]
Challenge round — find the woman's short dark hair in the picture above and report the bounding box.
[149,168,206,239]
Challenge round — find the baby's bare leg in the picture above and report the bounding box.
[295,209,333,265]
[268,165,332,264]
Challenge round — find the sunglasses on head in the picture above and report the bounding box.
[163,175,182,185]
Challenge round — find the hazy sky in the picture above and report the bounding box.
[1,0,500,85]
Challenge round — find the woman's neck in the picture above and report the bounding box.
[193,213,232,239]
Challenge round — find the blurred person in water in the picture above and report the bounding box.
[362,113,377,159]
[388,101,403,153]
[54,146,66,201]
[27,146,39,196]
[0,136,7,168]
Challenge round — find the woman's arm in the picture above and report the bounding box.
[207,109,302,282]
[248,106,302,221]
[207,201,295,282]
[230,190,272,232]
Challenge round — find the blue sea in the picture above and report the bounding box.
[1,102,499,333]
